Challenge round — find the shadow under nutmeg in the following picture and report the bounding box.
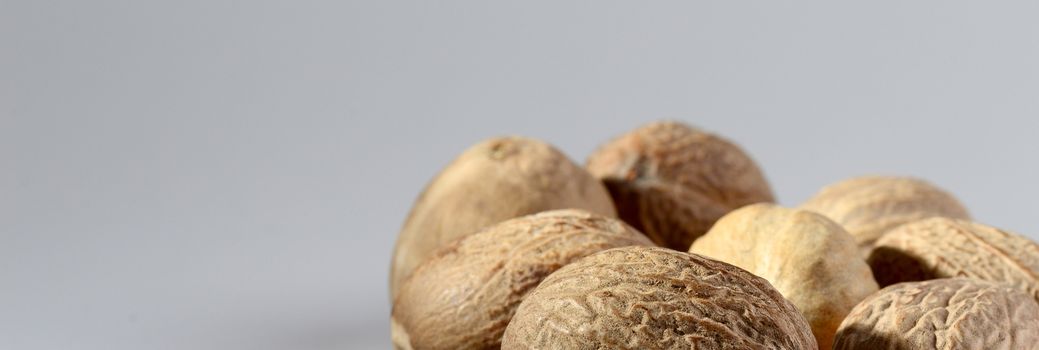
[867,247,937,288]
[600,178,647,234]
[833,324,918,350]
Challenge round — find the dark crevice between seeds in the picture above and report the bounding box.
[868,247,937,288]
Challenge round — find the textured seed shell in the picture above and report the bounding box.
[585,121,774,250]
[688,203,878,350]
[868,217,1039,302]
[834,278,1039,350]
[799,176,970,256]
[390,137,617,299]
[501,246,817,350]
[391,210,653,350]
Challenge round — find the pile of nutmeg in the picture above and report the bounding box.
[388,121,1039,350]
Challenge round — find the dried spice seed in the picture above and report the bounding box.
[689,203,878,349]
[586,121,774,250]
[834,278,1039,350]
[501,246,816,350]
[390,137,616,300]
[868,217,1039,302]
[800,176,970,256]
[392,210,653,350]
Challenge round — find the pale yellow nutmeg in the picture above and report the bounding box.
[689,203,878,350]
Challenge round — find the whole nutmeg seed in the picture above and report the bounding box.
[799,176,970,256]
[391,210,653,350]
[868,217,1039,302]
[501,246,817,350]
[834,278,1039,350]
[689,203,878,350]
[585,121,774,250]
[390,137,617,300]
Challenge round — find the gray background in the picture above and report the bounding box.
[3,1,1038,349]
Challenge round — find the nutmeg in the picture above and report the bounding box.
[586,121,774,250]
[799,176,970,256]
[501,246,816,350]
[868,217,1039,302]
[390,137,616,300]
[834,278,1039,350]
[689,203,878,349]
[392,210,652,350]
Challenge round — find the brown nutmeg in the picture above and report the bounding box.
[391,210,653,350]
[689,203,878,350]
[799,176,970,256]
[868,217,1039,302]
[585,121,774,250]
[390,137,616,300]
[501,246,817,350]
[834,278,1039,350]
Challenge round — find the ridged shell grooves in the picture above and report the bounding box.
[501,246,816,350]
[834,278,1039,350]
[869,217,1039,302]
[392,210,653,350]
[586,121,774,251]
[390,136,617,300]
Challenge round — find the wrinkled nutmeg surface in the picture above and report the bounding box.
[390,137,616,300]
[392,210,653,350]
[799,176,970,256]
[834,278,1039,350]
[868,217,1039,302]
[585,121,774,250]
[688,203,877,350]
[501,246,816,350]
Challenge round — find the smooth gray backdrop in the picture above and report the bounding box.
[3,1,1038,349]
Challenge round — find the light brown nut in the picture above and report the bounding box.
[585,121,774,250]
[390,137,617,300]
[834,278,1039,350]
[799,176,970,256]
[688,203,878,350]
[868,217,1039,302]
[391,210,653,350]
[501,246,817,350]
[390,317,413,350]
